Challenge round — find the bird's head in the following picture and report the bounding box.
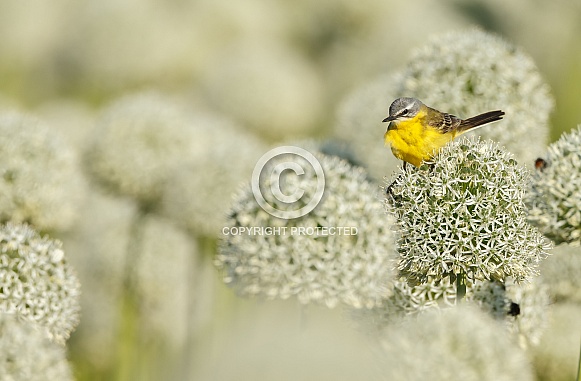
[382,97,422,123]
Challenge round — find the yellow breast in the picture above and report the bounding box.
[384,111,455,167]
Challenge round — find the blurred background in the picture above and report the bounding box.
[1,0,580,380]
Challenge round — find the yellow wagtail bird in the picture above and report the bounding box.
[382,97,505,168]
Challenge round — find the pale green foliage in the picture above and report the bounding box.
[0,313,73,381]
[0,112,85,231]
[217,151,396,308]
[388,137,550,285]
[526,126,581,245]
[0,223,81,345]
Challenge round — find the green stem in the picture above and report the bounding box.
[115,206,148,381]
[456,272,466,303]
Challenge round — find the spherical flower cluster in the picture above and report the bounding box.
[333,73,403,180]
[0,313,73,381]
[387,137,550,285]
[400,28,553,165]
[526,126,581,245]
[216,150,397,309]
[0,223,81,345]
[378,306,534,381]
[161,113,267,237]
[539,243,581,304]
[84,91,195,205]
[0,112,85,232]
[202,40,323,140]
[470,277,549,349]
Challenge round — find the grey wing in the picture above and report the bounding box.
[426,108,462,133]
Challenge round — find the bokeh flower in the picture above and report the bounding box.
[63,189,200,369]
[61,191,135,369]
[532,303,581,381]
[526,125,581,245]
[539,243,581,304]
[161,113,267,237]
[0,223,81,344]
[201,40,323,140]
[216,149,396,308]
[0,313,73,381]
[333,73,402,180]
[388,137,550,285]
[136,215,194,351]
[0,112,86,232]
[54,1,204,94]
[84,91,195,205]
[470,277,549,349]
[35,99,96,153]
[399,28,554,165]
[378,306,534,381]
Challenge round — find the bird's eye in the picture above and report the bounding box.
[401,109,408,115]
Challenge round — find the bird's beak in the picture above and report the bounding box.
[382,115,396,123]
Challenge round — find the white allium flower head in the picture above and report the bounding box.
[333,73,402,180]
[400,28,553,165]
[0,223,81,345]
[388,137,550,285]
[526,126,581,245]
[161,113,267,237]
[84,92,194,205]
[539,243,581,304]
[202,40,323,140]
[0,112,86,232]
[0,313,73,381]
[216,150,397,309]
[470,277,550,349]
[378,306,534,381]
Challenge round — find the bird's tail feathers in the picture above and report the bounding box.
[458,110,505,133]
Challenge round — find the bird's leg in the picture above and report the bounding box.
[385,180,395,197]
[385,160,408,201]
